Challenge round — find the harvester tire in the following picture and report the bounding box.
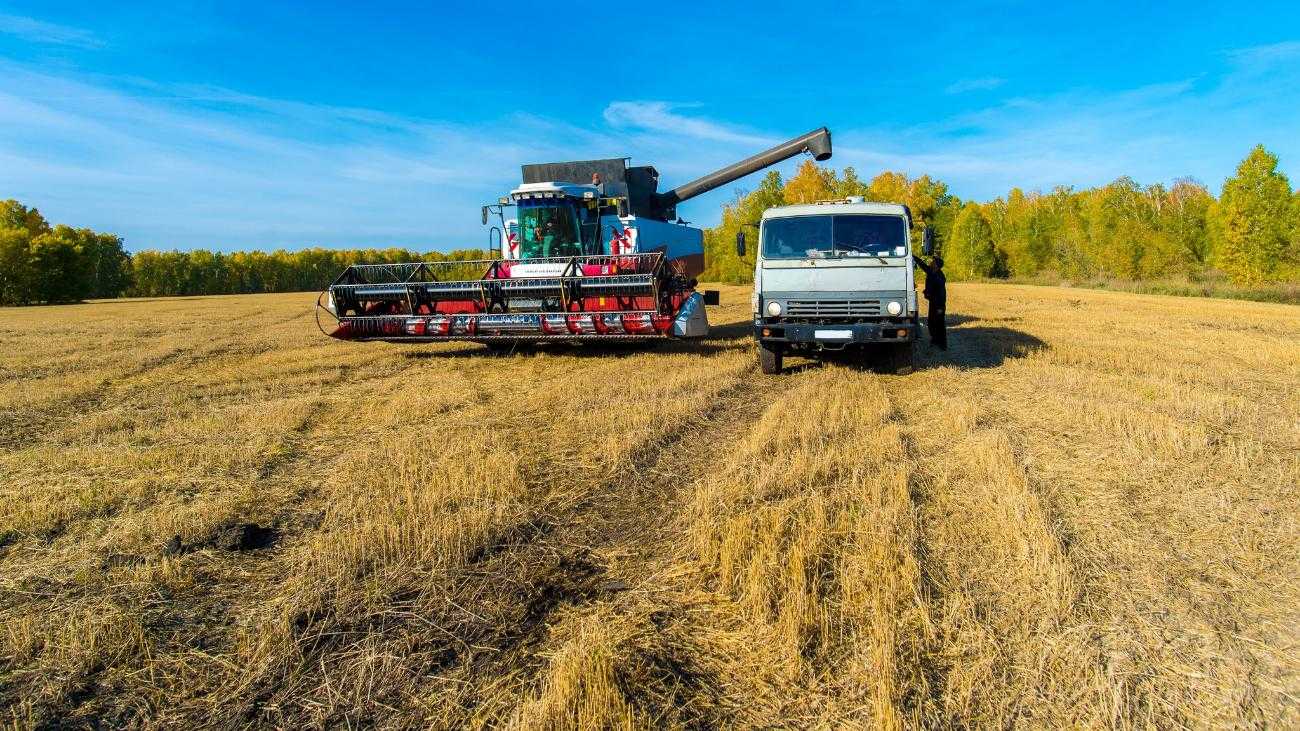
[759,342,784,375]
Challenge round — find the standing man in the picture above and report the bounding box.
[913,254,947,350]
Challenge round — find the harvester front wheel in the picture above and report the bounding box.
[759,342,784,375]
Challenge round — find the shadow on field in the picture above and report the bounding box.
[917,321,1048,370]
[808,316,1046,373]
[399,315,1045,370]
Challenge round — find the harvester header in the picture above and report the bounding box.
[318,127,832,345]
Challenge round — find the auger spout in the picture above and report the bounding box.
[651,127,832,220]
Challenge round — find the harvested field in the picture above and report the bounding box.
[1,283,1297,728]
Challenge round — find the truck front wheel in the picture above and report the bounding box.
[759,342,784,375]
[885,342,914,375]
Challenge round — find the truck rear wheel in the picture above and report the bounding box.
[759,342,784,374]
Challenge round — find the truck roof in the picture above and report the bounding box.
[762,199,910,220]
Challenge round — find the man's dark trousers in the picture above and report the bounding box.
[928,302,947,349]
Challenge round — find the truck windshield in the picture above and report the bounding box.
[761,214,907,260]
[518,204,581,258]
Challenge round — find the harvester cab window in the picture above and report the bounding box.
[578,205,600,254]
[519,203,581,258]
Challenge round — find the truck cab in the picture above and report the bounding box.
[742,197,933,374]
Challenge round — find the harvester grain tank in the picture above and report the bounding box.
[319,128,832,344]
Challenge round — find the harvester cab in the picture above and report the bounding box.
[319,127,832,346]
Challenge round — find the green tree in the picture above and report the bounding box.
[945,202,997,279]
[0,226,36,304]
[1212,145,1293,283]
[0,200,50,236]
[834,167,868,198]
[29,227,92,303]
[1161,179,1214,266]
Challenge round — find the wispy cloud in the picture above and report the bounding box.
[0,12,101,48]
[603,101,774,146]
[1226,40,1300,70]
[0,66,758,250]
[944,77,1006,94]
[0,62,567,249]
[1,46,1297,252]
[832,68,1296,198]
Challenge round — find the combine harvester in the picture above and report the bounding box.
[319,128,831,345]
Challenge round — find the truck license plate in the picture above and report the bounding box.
[814,329,853,340]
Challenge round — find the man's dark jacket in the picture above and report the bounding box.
[918,258,946,306]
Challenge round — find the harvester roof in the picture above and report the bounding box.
[510,182,598,201]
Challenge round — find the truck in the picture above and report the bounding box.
[738,197,934,374]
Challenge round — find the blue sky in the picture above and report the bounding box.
[2,2,1298,252]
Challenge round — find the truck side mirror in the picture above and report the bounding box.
[481,206,490,225]
[922,226,935,256]
[736,231,746,257]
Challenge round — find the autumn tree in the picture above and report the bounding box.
[834,167,869,198]
[1161,178,1214,266]
[1212,145,1294,283]
[783,159,837,204]
[945,202,997,279]
[0,199,51,236]
[702,170,785,282]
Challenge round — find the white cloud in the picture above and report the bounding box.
[0,62,575,249]
[1226,40,1300,71]
[829,67,1297,200]
[0,12,101,48]
[603,101,774,146]
[1,49,1297,252]
[944,77,1006,94]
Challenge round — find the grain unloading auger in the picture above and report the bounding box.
[318,127,832,344]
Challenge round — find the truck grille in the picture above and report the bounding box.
[785,299,882,317]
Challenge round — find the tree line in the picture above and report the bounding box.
[3,145,1297,305]
[702,145,1300,287]
[1,202,131,305]
[0,199,486,305]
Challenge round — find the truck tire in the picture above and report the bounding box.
[759,342,784,374]
[886,342,914,375]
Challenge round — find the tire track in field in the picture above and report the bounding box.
[880,391,955,725]
[420,366,791,724]
[878,367,1099,726]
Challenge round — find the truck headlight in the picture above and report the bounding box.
[886,300,903,316]
[766,301,782,317]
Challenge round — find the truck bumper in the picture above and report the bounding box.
[754,320,916,346]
